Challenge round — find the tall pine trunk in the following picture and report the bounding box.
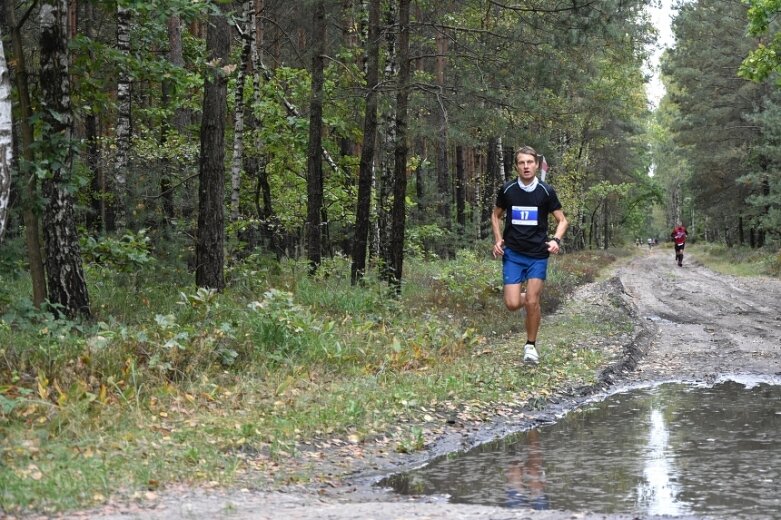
[455,144,465,235]
[39,0,90,319]
[388,0,411,293]
[195,4,230,290]
[7,4,47,307]
[434,31,451,234]
[159,13,186,224]
[351,0,381,285]
[377,1,397,280]
[306,0,326,273]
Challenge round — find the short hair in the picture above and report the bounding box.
[514,145,539,164]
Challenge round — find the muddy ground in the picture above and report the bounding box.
[70,248,781,519]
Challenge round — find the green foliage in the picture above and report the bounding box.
[740,0,781,82]
[405,224,450,259]
[0,249,633,513]
[664,0,766,244]
[80,230,155,272]
[696,243,781,277]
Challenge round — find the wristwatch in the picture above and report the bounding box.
[551,237,561,246]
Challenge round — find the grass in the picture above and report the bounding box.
[0,243,629,514]
[692,243,781,277]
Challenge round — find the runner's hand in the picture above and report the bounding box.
[493,241,504,258]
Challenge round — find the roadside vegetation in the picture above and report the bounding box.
[691,243,781,278]
[0,238,629,515]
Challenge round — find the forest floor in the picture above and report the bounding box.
[50,247,781,519]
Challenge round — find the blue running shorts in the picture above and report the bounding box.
[502,247,549,285]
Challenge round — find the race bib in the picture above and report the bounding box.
[511,205,538,226]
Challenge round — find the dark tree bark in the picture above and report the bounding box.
[482,137,498,239]
[83,2,106,233]
[414,138,425,218]
[39,0,90,319]
[159,13,186,224]
[6,2,47,308]
[434,31,451,232]
[351,0,381,285]
[455,144,466,234]
[195,4,230,290]
[306,0,326,274]
[388,0,411,294]
[377,0,397,281]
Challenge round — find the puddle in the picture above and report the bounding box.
[380,380,781,518]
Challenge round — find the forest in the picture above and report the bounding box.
[1,0,781,514]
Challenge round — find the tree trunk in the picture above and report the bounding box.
[434,31,451,232]
[246,0,280,257]
[195,4,230,290]
[388,0,411,294]
[83,2,106,233]
[159,13,186,224]
[39,0,90,319]
[230,1,252,223]
[482,137,498,239]
[351,0,380,285]
[0,32,11,243]
[603,199,609,250]
[414,138,425,218]
[7,3,47,307]
[306,0,326,274]
[113,4,132,231]
[497,137,506,181]
[455,144,465,235]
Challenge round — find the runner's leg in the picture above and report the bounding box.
[524,278,544,342]
[504,283,526,311]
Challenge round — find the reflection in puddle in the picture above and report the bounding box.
[380,380,781,518]
[638,408,686,515]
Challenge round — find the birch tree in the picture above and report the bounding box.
[0,31,11,243]
[230,1,252,223]
[351,0,381,285]
[39,0,90,318]
[114,3,132,230]
[306,0,326,273]
[0,30,13,243]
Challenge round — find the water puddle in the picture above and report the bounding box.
[380,379,781,518]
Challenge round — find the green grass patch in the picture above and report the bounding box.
[0,245,623,514]
[694,243,781,277]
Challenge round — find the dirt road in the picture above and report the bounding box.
[78,248,781,520]
[617,248,781,383]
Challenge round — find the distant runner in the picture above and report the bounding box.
[671,223,688,267]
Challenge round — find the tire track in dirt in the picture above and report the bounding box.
[617,248,781,382]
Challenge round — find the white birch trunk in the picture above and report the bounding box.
[114,5,132,229]
[230,1,252,221]
[497,137,505,180]
[0,33,12,243]
[40,0,90,318]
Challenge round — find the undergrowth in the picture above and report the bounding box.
[695,243,781,277]
[0,242,622,514]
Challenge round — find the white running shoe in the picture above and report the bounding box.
[523,343,539,365]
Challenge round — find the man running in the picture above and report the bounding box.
[492,146,568,366]
[671,223,688,267]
